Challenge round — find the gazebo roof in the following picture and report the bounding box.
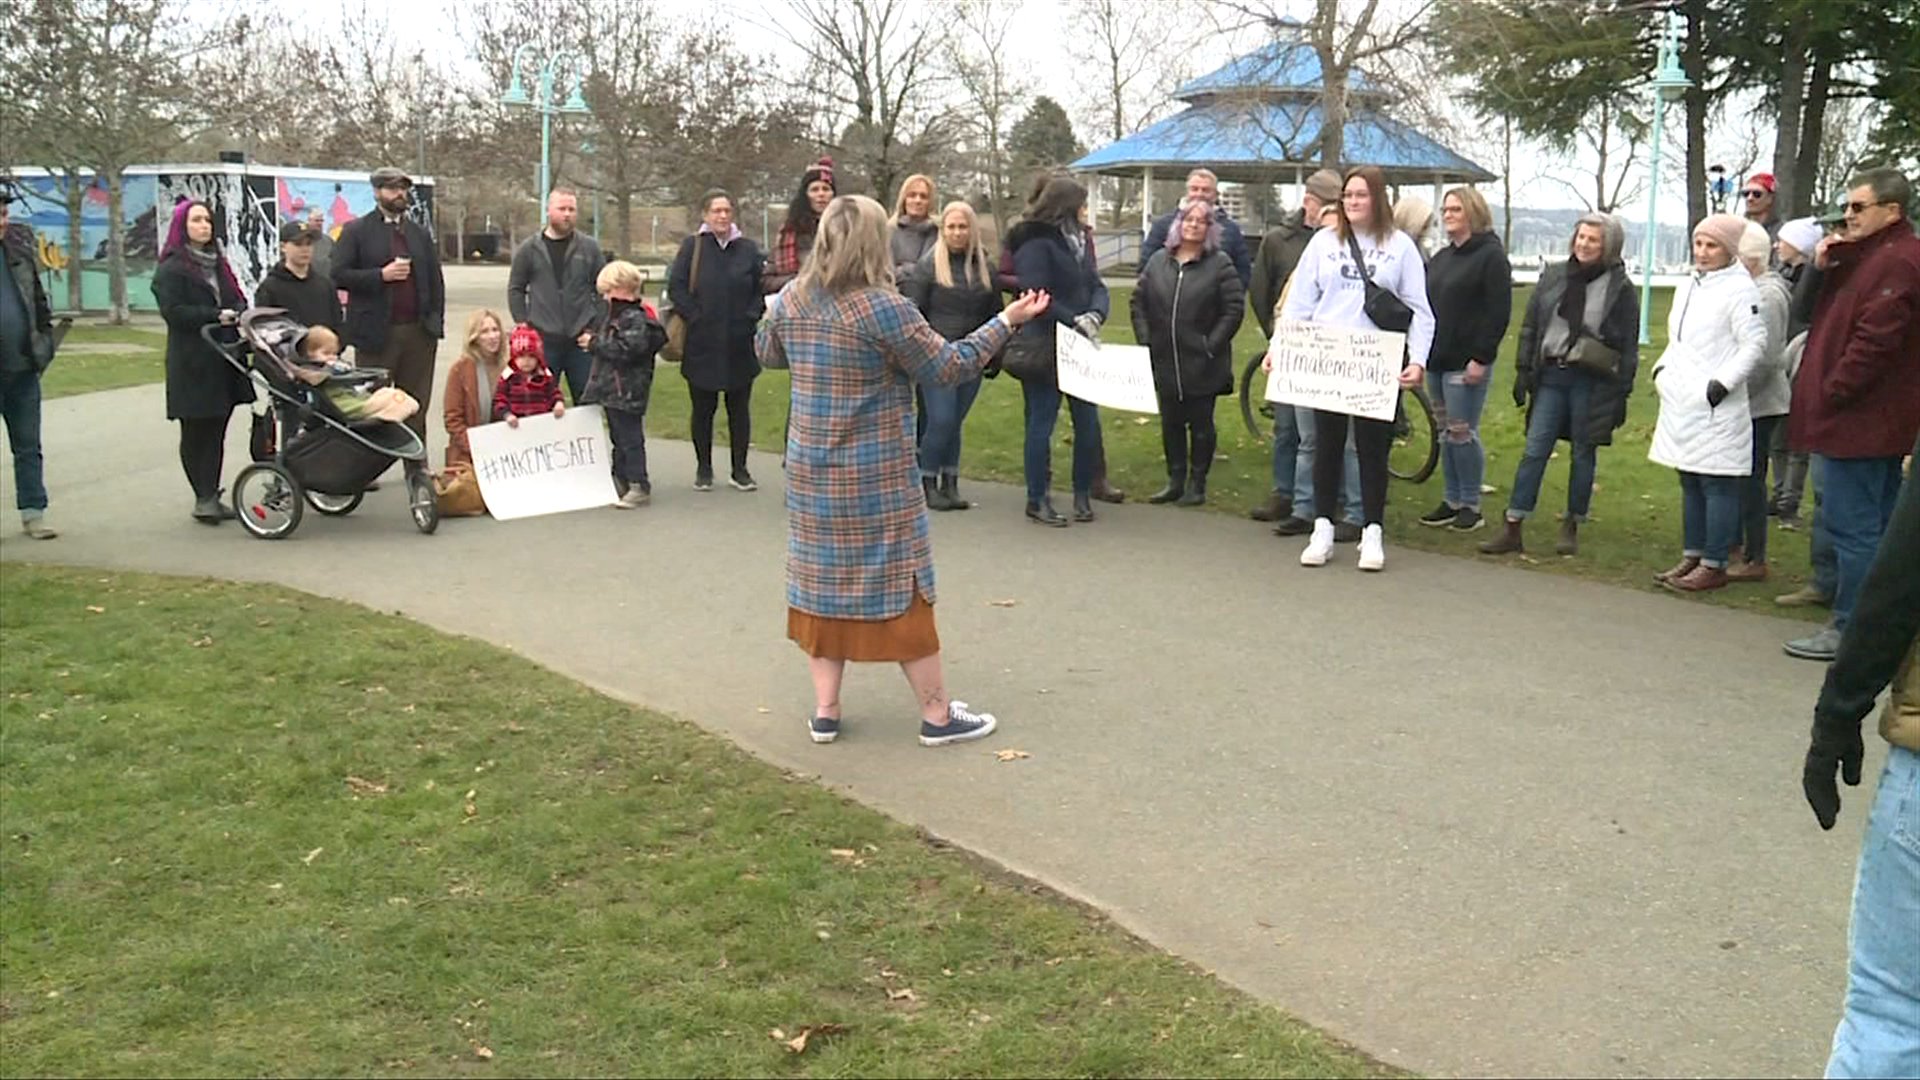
[1070,99,1496,186]
[1171,38,1383,104]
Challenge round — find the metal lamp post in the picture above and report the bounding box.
[1639,9,1691,346]
[501,45,591,208]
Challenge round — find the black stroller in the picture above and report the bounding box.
[202,309,438,539]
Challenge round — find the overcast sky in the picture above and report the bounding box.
[364,0,1727,224]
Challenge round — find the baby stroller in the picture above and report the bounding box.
[202,308,438,539]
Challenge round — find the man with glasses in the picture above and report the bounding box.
[331,167,445,445]
[1782,167,1920,662]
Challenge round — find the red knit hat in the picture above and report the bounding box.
[506,324,549,376]
[803,155,835,189]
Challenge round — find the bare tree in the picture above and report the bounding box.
[769,0,953,197]
[949,0,1029,233]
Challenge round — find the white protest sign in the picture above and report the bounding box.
[1262,320,1406,422]
[1054,324,1159,414]
[465,404,618,520]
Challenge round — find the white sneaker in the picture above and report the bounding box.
[1357,523,1385,571]
[614,488,650,509]
[1300,518,1336,566]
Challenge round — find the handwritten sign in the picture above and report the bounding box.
[1055,324,1159,414]
[1262,320,1406,421]
[465,405,618,520]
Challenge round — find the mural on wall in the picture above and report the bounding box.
[6,168,435,311]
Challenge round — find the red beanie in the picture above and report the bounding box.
[507,325,547,373]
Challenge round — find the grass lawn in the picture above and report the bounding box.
[0,565,1394,1078]
[41,324,167,399]
[647,284,1819,620]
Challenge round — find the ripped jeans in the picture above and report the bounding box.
[1428,367,1491,510]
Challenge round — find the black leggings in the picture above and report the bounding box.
[178,416,229,500]
[1313,410,1392,526]
[690,386,751,475]
[1157,394,1217,480]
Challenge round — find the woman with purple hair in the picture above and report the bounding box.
[1130,200,1245,506]
[151,198,253,523]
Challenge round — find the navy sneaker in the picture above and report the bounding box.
[919,700,997,747]
[808,715,841,744]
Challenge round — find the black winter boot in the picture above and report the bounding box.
[1148,474,1185,503]
[925,476,957,511]
[939,473,971,510]
[1072,492,1096,522]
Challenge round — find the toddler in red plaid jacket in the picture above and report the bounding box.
[494,324,566,428]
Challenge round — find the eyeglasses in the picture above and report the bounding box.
[1740,189,1768,198]
[1844,199,1893,215]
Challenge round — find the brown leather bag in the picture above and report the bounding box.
[660,235,704,362]
[433,464,487,517]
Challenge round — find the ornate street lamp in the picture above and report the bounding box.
[501,45,591,207]
[1639,10,1691,346]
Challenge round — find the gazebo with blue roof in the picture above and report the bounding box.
[1070,26,1495,230]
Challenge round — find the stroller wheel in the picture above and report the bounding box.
[306,490,364,516]
[232,463,303,540]
[406,470,439,535]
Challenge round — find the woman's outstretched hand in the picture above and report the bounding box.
[1003,290,1051,328]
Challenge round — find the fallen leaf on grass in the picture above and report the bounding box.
[190,635,214,648]
[345,776,388,796]
[885,987,917,1003]
[992,749,1031,762]
[463,790,478,820]
[1133,416,1151,425]
[84,605,105,614]
[301,847,325,865]
[473,1045,494,1061]
[988,598,1019,608]
[772,1024,849,1054]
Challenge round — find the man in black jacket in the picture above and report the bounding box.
[1247,168,1342,522]
[254,222,342,333]
[508,188,604,404]
[0,192,57,538]
[1802,433,1919,1078]
[1138,169,1252,286]
[331,167,444,439]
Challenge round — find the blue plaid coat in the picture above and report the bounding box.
[756,285,1011,620]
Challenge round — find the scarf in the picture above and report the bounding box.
[1558,257,1607,330]
[184,243,222,290]
[1061,224,1085,262]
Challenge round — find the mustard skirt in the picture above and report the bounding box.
[787,590,940,662]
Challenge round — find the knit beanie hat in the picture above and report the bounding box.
[1736,220,1772,276]
[802,156,835,190]
[1777,217,1823,259]
[1304,168,1343,204]
[506,324,548,376]
[1693,213,1747,261]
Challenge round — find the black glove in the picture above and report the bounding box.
[1706,380,1729,408]
[1512,383,1528,410]
[1802,720,1866,830]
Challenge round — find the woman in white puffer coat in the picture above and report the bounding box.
[1649,213,1766,593]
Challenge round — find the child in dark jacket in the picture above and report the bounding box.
[494,324,565,427]
[582,260,668,507]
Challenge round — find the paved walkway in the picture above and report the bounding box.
[1,270,1865,1078]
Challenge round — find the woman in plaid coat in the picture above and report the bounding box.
[756,194,1052,749]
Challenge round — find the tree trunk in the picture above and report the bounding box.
[62,173,86,314]
[1681,0,1711,229]
[1501,113,1512,249]
[1593,100,1612,212]
[1792,58,1832,212]
[1771,13,1809,216]
[616,192,632,259]
[107,168,129,324]
[1319,66,1348,168]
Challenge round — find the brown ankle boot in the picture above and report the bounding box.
[1555,518,1579,556]
[1479,517,1524,554]
[1655,556,1700,583]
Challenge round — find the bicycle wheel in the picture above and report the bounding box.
[1238,353,1275,441]
[1388,384,1439,483]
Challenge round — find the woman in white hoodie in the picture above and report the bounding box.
[1649,213,1766,593]
[1279,166,1435,572]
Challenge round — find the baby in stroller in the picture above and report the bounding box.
[291,326,419,424]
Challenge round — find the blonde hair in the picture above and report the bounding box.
[796,195,895,295]
[893,174,937,219]
[1394,195,1433,243]
[1443,187,1493,234]
[463,308,509,372]
[301,325,339,356]
[596,259,644,295]
[931,201,993,290]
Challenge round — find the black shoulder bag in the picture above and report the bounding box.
[1344,231,1415,334]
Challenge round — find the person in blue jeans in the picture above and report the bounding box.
[1002,177,1106,527]
[1419,187,1512,533]
[1272,405,1363,539]
[1801,430,1920,1080]
[1483,213,1639,557]
[902,201,1000,511]
[1780,167,1920,661]
[0,194,58,539]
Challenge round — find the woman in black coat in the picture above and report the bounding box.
[151,199,253,523]
[902,200,1002,511]
[667,188,765,492]
[1131,201,1245,507]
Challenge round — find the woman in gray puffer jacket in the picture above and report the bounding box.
[1729,219,1793,581]
[890,174,940,281]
